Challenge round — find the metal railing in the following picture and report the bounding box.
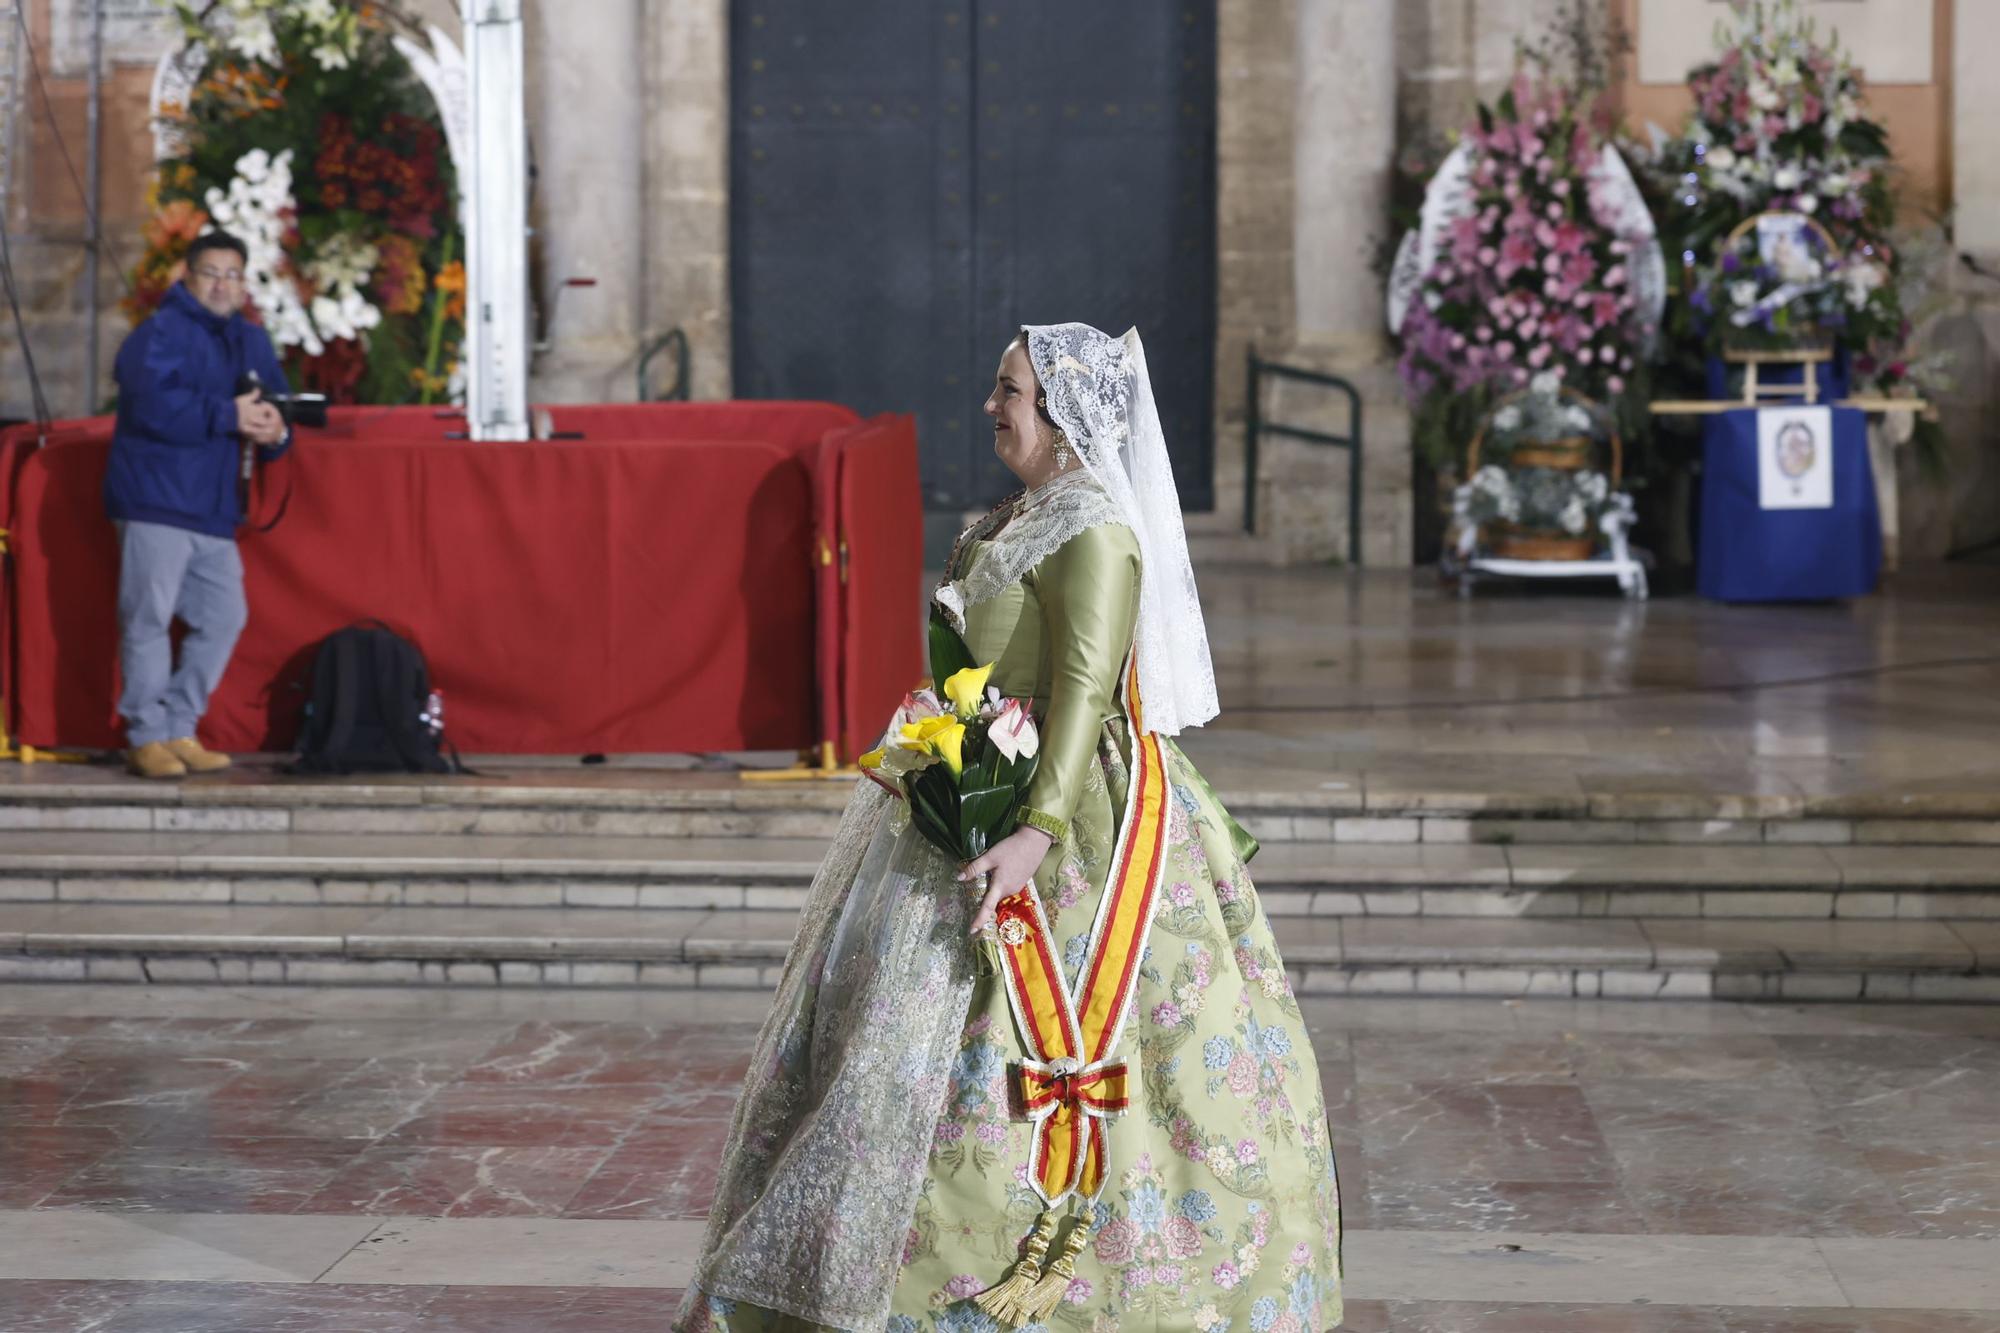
[1243,348,1363,566]
[637,328,691,402]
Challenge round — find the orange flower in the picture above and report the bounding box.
[199,63,287,119]
[372,234,426,315]
[434,260,466,322]
[143,199,209,252]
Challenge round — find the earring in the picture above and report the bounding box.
[1052,429,1072,471]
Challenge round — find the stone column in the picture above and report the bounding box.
[1210,0,1298,531]
[1269,0,1409,566]
[1956,0,2000,257]
[1914,0,2000,558]
[1293,0,1394,348]
[640,0,730,402]
[525,0,644,403]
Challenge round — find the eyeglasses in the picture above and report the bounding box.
[191,266,247,285]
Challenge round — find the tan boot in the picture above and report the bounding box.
[163,736,232,774]
[127,741,188,780]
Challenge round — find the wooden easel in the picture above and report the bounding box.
[1724,345,1835,405]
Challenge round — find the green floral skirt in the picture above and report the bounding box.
[688,729,1343,1333]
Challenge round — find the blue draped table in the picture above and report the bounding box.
[1697,405,1880,603]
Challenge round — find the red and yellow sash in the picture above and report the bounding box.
[989,656,1169,1205]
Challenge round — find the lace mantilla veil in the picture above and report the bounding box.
[940,322,1217,736]
[676,323,1215,1333]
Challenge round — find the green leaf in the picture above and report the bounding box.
[908,806,962,864]
[958,785,1016,848]
[928,607,976,688]
[908,769,964,859]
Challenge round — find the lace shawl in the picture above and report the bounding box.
[935,469,1127,631]
[675,783,980,1331]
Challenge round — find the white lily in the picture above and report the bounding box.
[990,698,1040,763]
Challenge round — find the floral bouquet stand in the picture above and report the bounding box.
[1445,383,1647,600]
[1697,212,1852,405]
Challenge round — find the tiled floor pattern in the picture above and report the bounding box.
[0,986,1997,1329]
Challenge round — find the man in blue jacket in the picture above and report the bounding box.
[106,230,291,778]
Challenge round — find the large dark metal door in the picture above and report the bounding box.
[732,2,1216,511]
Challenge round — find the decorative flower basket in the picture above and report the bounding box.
[1468,388,1623,485]
[1490,524,1596,562]
[1507,437,1595,470]
[1457,384,1624,562]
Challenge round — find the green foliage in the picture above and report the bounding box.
[928,607,976,688]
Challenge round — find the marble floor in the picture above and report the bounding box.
[10,561,2000,813]
[1,984,1996,1331]
[1177,561,2000,811]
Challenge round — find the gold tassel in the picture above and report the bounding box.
[1019,1207,1095,1322]
[973,1210,1058,1326]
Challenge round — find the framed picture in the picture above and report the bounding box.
[1758,406,1834,509]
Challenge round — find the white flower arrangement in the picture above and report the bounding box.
[202,147,382,355]
[203,148,319,354]
[204,0,361,73]
[1455,465,1615,537]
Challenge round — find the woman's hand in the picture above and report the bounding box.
[959,825,1056,935]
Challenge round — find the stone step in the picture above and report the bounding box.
[3,831,1998,920]
[5,776,1996,847]
[1,902,1993,1002]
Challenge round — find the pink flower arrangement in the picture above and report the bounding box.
[1398,71,1651,409]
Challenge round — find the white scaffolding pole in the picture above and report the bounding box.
[460,0,528,441]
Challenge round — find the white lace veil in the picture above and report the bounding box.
[1022,322,1218,736]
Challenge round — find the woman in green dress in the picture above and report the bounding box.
[677,324,1342,1333]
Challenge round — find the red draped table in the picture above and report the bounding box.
[0,402,922,760]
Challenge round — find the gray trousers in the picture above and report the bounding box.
[116,520,248,748]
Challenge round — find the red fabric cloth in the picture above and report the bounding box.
[3,404,920,757]
[824,415,925,759]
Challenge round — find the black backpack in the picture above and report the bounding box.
[288,623,461,775]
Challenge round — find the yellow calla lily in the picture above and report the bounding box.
[943,663,996,719]
[858,749,885,771]
[933,721,967,775]
[902,715,959,744]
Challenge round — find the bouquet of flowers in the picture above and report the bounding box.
[1395,68,1658,467]
[1453,376,1631,553]
[1690,215,1877,353]
[859,611,1042,863]
[128,0,463,406]
[1652,0,1922,392]
[1456,464,1615,538]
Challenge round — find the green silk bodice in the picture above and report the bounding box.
[955,521,1141,839]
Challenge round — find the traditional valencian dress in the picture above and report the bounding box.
[677,326,1342,1333]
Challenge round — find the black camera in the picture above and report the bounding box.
[235,371,329,429]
